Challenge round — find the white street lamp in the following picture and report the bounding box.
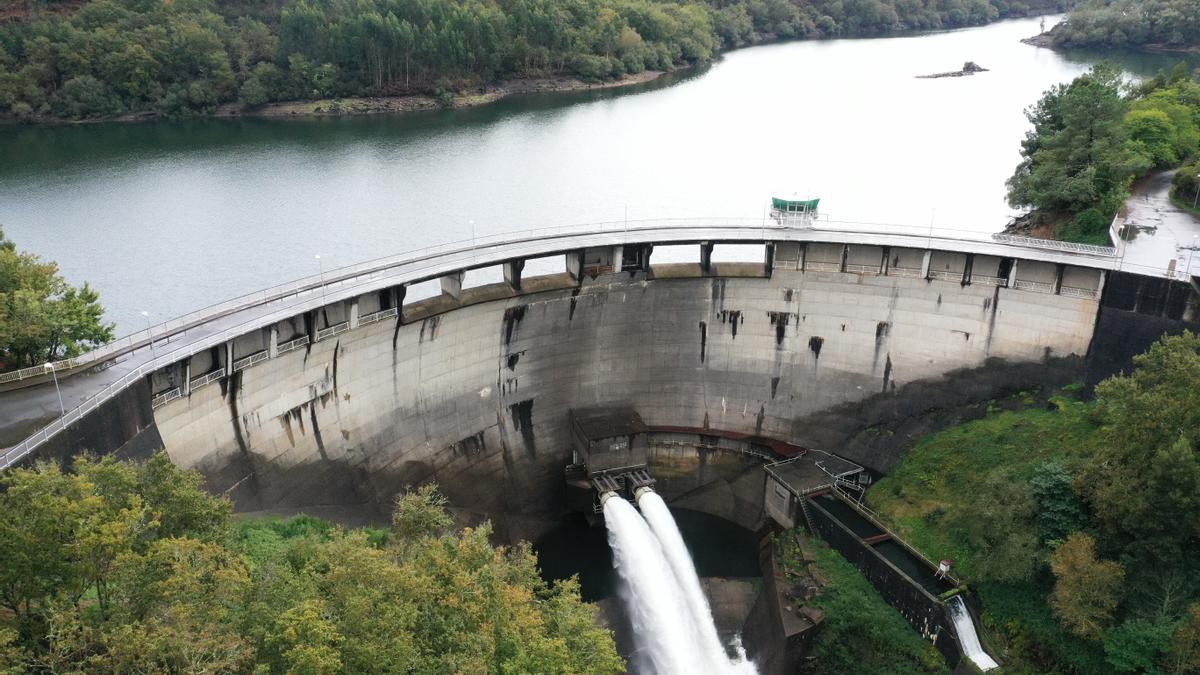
[141,310,157,360]
[44,362,64,416]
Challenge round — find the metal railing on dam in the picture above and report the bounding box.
[0,216,1127,470]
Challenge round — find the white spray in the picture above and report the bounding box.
[603,492,710,674]
[636,488,759,674]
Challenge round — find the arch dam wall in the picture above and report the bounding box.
[2,224,1123,539]
[152,267,1098,532]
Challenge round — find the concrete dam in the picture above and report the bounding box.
[7,215,1199,671]
[4,217,1161,535]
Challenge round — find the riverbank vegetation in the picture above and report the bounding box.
[0,0,1069,121]
[0,459,622,672]
[1042,0,1200,53]
[1007,63,1200,244]
[779,534,948,674]
[868,333,1200,673]
[0,227,112,371]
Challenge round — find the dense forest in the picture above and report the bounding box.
[870,333,1200,674]
[1007,63,1200,243]
[0,460,623,672]
[0,0,1069,121]
[1046,0,1200,52]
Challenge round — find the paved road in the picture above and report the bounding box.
[1120,170,1200,280]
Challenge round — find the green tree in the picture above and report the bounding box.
[1080,332,1200,565]
[0,227,114,370]
[1050,533,1125,640]
[1104,617,1174,674]
[949,470,1039,582]
[1007,64,1145,217]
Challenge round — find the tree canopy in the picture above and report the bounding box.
[0,459,623,673]
[0,227,113,371]
[1008,64,1200,244]
[1048,0,1200,51]
[0,0,1069,121]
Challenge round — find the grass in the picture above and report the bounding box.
[234,514,390,568]
[779,534,949,674]
[866,397,1099,579]
[865,393,1107,673]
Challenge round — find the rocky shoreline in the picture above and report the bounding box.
[0,69,675,126]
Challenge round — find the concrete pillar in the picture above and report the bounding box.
[839,245,849,273]
[640,245,653,272]
[920,250,932,279]
[440,271,465,300]
[700,242,714,274]
[612,246,624,273]
[765,243,775,278]
[1007,260,1019,288]
[881,247,891,275]
[962,254,975,285]
[268,325,278,358]
[224,341,234,374]
[183,359,191,396]
[394,285,407,324]
[565,251,583,281]
[1053,264,1065,295]
[1095,270,1107,299]
[349,299,359,329]
[800,243,808,272]
[503,259,525,291]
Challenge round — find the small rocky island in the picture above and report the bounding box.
[917,61,988,79]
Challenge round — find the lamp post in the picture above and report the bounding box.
[141,310,156,361]
[315,255,326,300]
[1189,235,1199,280]
[44,363,64,416]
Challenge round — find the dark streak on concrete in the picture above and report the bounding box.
[568,287,581,321]
[983,286,1000,355]
[768,311,790,346]
[699,321,707,363]
[882,354,893,393]
[332,340,339,395]
[719,310,742,338]
[507,353,521,370]
[770,376,780,399]
[503,305,527,346]
[309,403,328,460]
[808,336,824,359]
[509,399,536,457]
[223,370,262,500]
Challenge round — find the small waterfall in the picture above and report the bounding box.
[637,490,757,674]
[948,595,998,671]
[603,494,709,674]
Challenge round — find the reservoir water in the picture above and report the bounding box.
[0,15,1191,332]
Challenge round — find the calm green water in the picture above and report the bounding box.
[0,15,1191,332]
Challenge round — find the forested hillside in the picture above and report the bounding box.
[870,333,1200,673]
[0,0,1069,120]
[1046,0,1200,52]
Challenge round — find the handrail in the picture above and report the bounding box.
[990,233,1117,257]
[0,216,1126,388]
[0,216,1132,471]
